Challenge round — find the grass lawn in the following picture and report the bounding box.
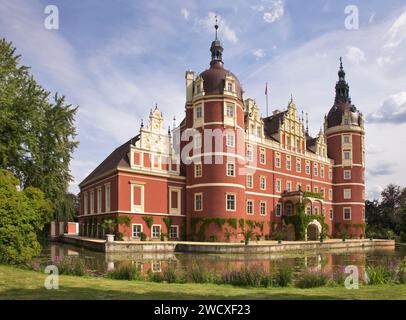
[0,265,406,300]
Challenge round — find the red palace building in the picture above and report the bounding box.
[78,26,366,242]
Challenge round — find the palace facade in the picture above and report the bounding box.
[78,27,366,242]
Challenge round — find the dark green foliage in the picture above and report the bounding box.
[227,218,237,230]
[55,257,87,276]
[296,271,329,288]
[0,169,53,263]
[107,264,141,280]
[188,264,215,283]
[163,217,172,234]
[366,265,395,285]
[142,216,154,229]
[272,268,292,287]
[0,39,78,221]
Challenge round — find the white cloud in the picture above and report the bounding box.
[181,8,190,20]
[263,0,284,24]
[368,91,406,123]
[252,48,265,59]
[345,46,366,65]
[385,10,406,48]
[198,12,238,43]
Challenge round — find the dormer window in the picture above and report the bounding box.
[227,82,233,92]
[196,106,202,119]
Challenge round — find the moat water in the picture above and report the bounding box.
[38,242,406,277]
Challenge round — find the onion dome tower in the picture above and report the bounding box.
[325,58,366,238]
[182,17,246,241]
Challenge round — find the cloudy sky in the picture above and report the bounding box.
[1,0,406,199]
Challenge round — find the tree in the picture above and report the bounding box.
[0,39,78,220]
[0,169,53,264]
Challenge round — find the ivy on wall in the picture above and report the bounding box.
[282,203,329,241]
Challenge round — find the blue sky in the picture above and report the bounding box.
[1,0,406,199]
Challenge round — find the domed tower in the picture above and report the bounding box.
[182,20,246,241]
[325,58,366,238]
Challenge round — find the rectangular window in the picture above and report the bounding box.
[256,127,261,137]
[169,226,179,239]
[306,185,311,192]
[275,153,281,168]
[246,144,253,161]
[329,189,333,201]
[320,188,325,199]
[286,181,292,192]
[344,189,351,199]
[314,207,319,215]
[195,163,202,177]
[246,200,254,215]
[97,187,102,213]
[260,148,266,164]
[275,203,282,217]
[296,159,301,172]
[343,135,351,144]
[226,163,235,177]
[329,168,332,180]
[152,225,161,238]
[343,150,351,161]
[343,207,351,220]
[105,184,111,212]
[276,179,281,193]
[227,82,233,92]
[329,209,333,221]
[226,193,236,211]
[84,192,88,215]
[260,176,266,190]
[195,105,202,119]
[286,156,291,170]
[321,166,325,178]
[247,175,253,188]
[296,182,302,191]
[90,190,94,214]
[260,202,266,216]
[169,189,180,213]
[226,105,234,117]
[314,163,318,176]
[314,186,319,193]
[305,161,310,175]
[226,133,235,147]
[194,134,202,149]
[132,184,144,213]
[132,224,142,238]
[194,193,202,211]
[344,170,351,180]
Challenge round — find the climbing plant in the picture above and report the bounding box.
[282,203,328,241]
[142,216,154,230]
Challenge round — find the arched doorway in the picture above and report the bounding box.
[306,220,322,241]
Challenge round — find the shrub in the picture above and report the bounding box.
[397,258,406,284]
[55,257,87,276]
[140,232,147,241]
[188,264,214,283]
[296,271,329,288]
[148,270,164,282]
[162,265,186,283]
[107,264,140,280]
[366,265,394,285]
[272,268,292,287]
[218,266,271,287]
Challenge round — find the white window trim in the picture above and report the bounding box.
[194,163,202,178]
[226,162,236,177]
[296,159,301,173]
[329,209,333,221]
[286,156,292,171]
[151,224,162,238]
[226,133,235,148]
[275,203,282,217]
[90,190,94,214]
[247,175,253,189]
[226,193,236,212]
[169,187,182,214]
[275,153,281,168]
[130,182,145,213]
[104,183,111,212]
[132,224,143,239]
[344,189,352,200]
[169,225,179,239]
[343,207,352,220]
[84,191,88,215]
[194,192,203,211]
[286,181,292,192]
[260,148,266,164]
[260,201,267,216]
[260,176,266,190]
[344,170,351,180]
[276,179,282,193]
[246,199,254,215]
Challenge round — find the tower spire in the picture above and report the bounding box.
[210,14,223,67]
[335,57,350,104]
